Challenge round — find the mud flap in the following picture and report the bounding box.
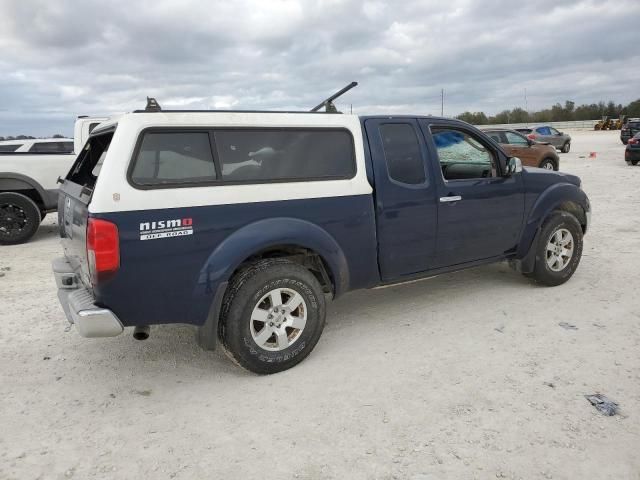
[196,281,228,351]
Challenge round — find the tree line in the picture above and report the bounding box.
[0,133,66,141]
[457,98,640,125]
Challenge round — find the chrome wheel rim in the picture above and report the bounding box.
[250,287,307,351]
[0,203,28,236]
[545,228,574,272]
[543,162,554,170]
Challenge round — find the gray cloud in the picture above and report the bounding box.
[1,0,639,136]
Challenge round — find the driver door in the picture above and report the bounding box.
[419,120,525,268]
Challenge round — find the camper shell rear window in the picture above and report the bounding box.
[66,129,114,189]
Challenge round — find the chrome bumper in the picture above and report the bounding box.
[52,257,123,338]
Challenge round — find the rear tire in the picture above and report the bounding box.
[631,158,639,166]
[0,192,41,245]
[539,158,557,170]
[220,258,326,374]
[526,211,583,287]
[561,142,570,153]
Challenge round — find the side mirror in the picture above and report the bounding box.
[506,157,523,176]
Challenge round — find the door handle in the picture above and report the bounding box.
[439,195,462,203]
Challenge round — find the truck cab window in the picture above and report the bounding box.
[432,128,496,180]
[379,123,425,185]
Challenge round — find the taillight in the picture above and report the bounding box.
[629,138,639,145]
[527,134,537,140]
[87,218,120,285]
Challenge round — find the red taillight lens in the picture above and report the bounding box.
[629,138,639,145]
[87,218,120,284]
[527,134,537,140]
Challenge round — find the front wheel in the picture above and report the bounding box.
[527,211,583,286]
[539,158,557,170]
[561,142,570,153]
[220,258,326,374]
[0,192,41,245]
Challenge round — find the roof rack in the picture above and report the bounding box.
[145,97,162,112]
[310,81,358,113]
[134,82,359,115]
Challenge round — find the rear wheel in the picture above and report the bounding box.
[526,211,583,286]
[0,192,41,245]
[539,158,557,170]
[220,258,326,374]
[561,142,570,153]
[631,158,639,166]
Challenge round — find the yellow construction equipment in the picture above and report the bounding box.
[594,116,612,130]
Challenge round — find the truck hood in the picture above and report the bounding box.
[522,166,581,188]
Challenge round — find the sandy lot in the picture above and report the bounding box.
[1,130,639,480]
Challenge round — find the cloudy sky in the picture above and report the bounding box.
[1,0,639,137]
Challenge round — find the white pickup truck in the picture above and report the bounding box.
[0,116,107,245]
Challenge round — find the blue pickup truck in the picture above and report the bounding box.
[52,105,590,374]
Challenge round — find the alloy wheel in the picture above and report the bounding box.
[249,287,307,351]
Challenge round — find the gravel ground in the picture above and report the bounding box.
[1,130,639,480]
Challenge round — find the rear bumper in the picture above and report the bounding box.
[52,257,123,337]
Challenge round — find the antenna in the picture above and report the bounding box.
[310,82,358,113]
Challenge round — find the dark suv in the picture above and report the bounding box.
[625,133,640,165]
[621,119,640,145]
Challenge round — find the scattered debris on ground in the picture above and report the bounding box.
[558,322,578,330]
[585,394,619,416]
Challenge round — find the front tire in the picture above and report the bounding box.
[561,142,570,153]
[0,192,41,245]
[539,158,557,170]
[220,259,326,374]
[527,211,583,286]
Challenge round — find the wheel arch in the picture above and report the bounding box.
[197,217,350,298]
[0,173,52,209]
[517,183,588,260]
[194,217,349,351]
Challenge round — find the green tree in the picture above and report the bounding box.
[625,99,640,117]
[510,107,529,123]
